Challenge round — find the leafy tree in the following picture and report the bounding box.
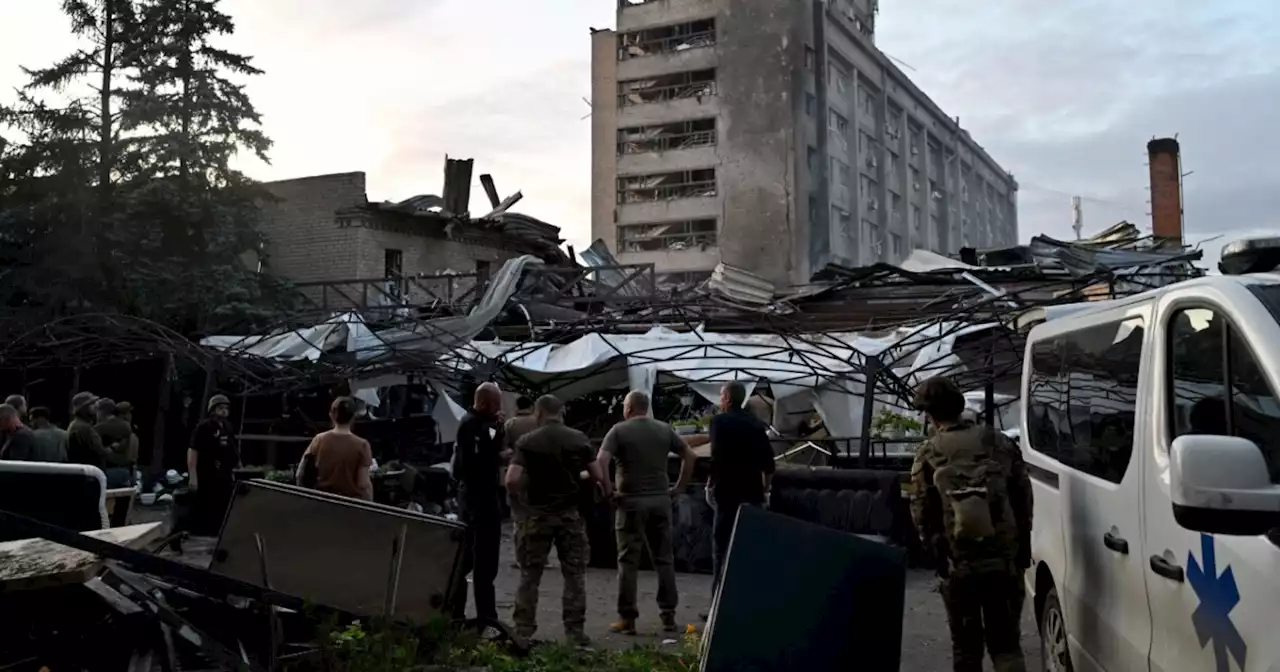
[0,0,294,332]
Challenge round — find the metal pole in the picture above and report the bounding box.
[858,355,881,468]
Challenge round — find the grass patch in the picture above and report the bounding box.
[289,618,703,672]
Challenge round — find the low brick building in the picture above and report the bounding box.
[257,172,566,310]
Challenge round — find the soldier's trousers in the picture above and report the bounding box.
[939,569,1027,672]
[513,509,589,637]
[615,496,678,620]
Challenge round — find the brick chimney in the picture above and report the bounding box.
[1147,138,1184,247]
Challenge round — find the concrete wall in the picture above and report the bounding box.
[590,30,621,263]
[715,0,804,286]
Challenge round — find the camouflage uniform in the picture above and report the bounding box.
[509,420,595,641]
[910,420,1033,672]
[503,410,539,560]
[513,509,590,637]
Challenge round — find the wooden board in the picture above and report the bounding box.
[0,522,164,593]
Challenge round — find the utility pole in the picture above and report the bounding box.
[1071,195,1083,240]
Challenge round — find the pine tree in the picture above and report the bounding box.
[119,0,281,332]
[0,0,144,307]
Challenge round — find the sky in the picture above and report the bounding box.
[2,0,1278,272]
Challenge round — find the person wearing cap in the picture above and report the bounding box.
[95,398,135,481]
[188,393,240,535]
[67,391,131,486]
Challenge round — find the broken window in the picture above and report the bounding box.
[618,19,715,60]
[617,118,716,155]
[616,168,717,204]
[617,218,717,252]
[618,69,716,107]
[829,109,849,150]
[383,248,403,279]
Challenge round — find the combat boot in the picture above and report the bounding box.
[660,612,679,633]
[608,619,637,635]
[565,630,592,648]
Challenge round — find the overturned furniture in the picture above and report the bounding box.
[211,479,466,623]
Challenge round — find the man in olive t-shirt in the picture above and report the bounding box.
[597,390,698,634]
[504,395,609,644]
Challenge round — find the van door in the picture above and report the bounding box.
[1145,298,1280,672]
[1050,316,1153,672]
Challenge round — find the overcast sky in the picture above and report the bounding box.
[3,0,1277,272]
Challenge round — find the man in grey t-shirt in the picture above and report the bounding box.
[596,391,698,634]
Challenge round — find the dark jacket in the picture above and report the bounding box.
[454,411,505,508]
[68,418,128,469]
[708,408,776,505]
[3,426,48,462]
[95,416,134,463]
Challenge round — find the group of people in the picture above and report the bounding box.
[448,380,777,645]
[0,391,141,488]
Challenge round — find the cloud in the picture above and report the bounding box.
[876,0,1280,271]
[4,0,1279,268]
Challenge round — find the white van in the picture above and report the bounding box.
[1022,248,1280,672]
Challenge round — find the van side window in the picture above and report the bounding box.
[1168,307,1280,484]
[1025,318,1144,484]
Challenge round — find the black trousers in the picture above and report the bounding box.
[711,499,761,594]
[451,497,502,621]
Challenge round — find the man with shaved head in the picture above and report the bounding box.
[505,394,609,645]
[450,381,507,624]
[596,390,696,634]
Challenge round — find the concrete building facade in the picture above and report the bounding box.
[591,0,1018,288]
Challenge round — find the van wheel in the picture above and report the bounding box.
[1040,588,1073,672]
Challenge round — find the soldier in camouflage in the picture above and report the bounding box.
[909,377,1033,672]
[503,395,610,645]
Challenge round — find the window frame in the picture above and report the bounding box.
[1164,303,1280,447]
[1025,316,1146,483]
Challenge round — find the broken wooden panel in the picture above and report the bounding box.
[617,68,716,107]
[617,18,715,60]
[210,480,465,624]
[616,168,717,204]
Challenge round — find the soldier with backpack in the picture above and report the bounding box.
[909,377,1033,672]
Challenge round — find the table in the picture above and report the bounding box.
[104,487,135,527]
[0,522,164,593]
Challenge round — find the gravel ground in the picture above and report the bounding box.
[137,506,1042,671]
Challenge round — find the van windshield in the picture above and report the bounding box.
[1249,283,1280,323]
[1169,293,1280,484]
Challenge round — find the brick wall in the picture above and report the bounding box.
[259,172,527,309]
[259,172,369,283]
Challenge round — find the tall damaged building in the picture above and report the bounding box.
[591,0,1019,290]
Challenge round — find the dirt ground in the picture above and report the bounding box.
[139,506,1041,671]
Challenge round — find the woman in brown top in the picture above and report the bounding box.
[296,397,374,500]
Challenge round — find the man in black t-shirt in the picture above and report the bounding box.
[187,394,240,536]
[707,381,776,599]
[449,382,506,624]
